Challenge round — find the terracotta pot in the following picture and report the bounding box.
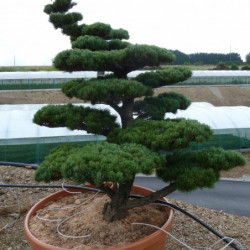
[24,185,174,250]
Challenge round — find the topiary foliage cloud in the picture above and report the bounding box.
[34,0,246,222]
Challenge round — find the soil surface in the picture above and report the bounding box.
[0,86,250,249]
[29,192,168,249]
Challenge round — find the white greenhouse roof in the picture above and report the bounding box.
[0,103,250,140]
[0,71,144,80]
[192,70,250,77]
[0,71,97,80]
[0,104,120,139]
[0,70,148,80]
[1,70,250,80]
[165,102,250,129]
[0,70,250,80]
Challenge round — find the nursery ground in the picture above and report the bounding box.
[0,86,250,249]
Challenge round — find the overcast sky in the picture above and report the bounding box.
[0,0,249,66]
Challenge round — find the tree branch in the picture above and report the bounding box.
[106,100,121,114]
[127,183,176,209]
[99,183,116,198]
[135,112,151,120]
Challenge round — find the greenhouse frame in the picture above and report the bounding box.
[182,70,250,84]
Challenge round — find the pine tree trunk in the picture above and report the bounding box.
[120,99,134,128]
[102,199,128,222]
[102,179,134,222]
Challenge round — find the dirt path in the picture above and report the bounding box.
[1,85,250,106]
[154,85,250,106]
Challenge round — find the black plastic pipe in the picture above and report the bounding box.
[0,161,38,169]
[131,194,240,250]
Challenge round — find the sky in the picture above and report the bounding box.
[0,0,249,66]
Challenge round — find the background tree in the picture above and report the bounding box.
[215,61,229,70]
[231,63,239,70]
[241,65,250,70]
[34,0,246,222]
[170,51,243,65]
[246,52,250,64]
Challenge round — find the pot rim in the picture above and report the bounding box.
[24,185,174,250]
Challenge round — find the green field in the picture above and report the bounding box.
[0,82,63,90]
[0,66,56,72]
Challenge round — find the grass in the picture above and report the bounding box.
[173,80,250,86]
[162,65,216,70]
[0,66,56,72]
[0,83,63,90]
[162,64,250,71]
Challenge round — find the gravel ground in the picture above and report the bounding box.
[0,164,249,250]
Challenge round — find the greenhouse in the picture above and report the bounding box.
[0,103,110,164]
[1,70,250,90]
[165,102,250,129]
[0,71,97,89]
[0,70,146,90]
[181,70,250,84]
[0,103,250,164]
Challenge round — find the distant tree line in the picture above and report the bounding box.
[169,50,243,65]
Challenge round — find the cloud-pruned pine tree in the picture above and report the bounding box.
[34,0,246,222]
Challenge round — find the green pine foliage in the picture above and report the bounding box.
[35,142,164,187]
[44,0,76,14]
[53,45,175,74]
[33,0,247,222]
[135,67,192,88]
[34,144,80,182]
[107,119,213,151]
[62,78,152,104]
[33,104,119,136]
[49,12,83,29]
[133,92,191,120]
[157,148,246,191]
[81,22,129,40]
[72,35,130,51]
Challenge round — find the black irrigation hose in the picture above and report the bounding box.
[131,194,240,250]
[0,161,38,169]
[0,184,240,250]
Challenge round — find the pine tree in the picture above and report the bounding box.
[34,0,246,222]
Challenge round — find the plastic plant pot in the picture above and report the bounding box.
[24,185,174,250]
